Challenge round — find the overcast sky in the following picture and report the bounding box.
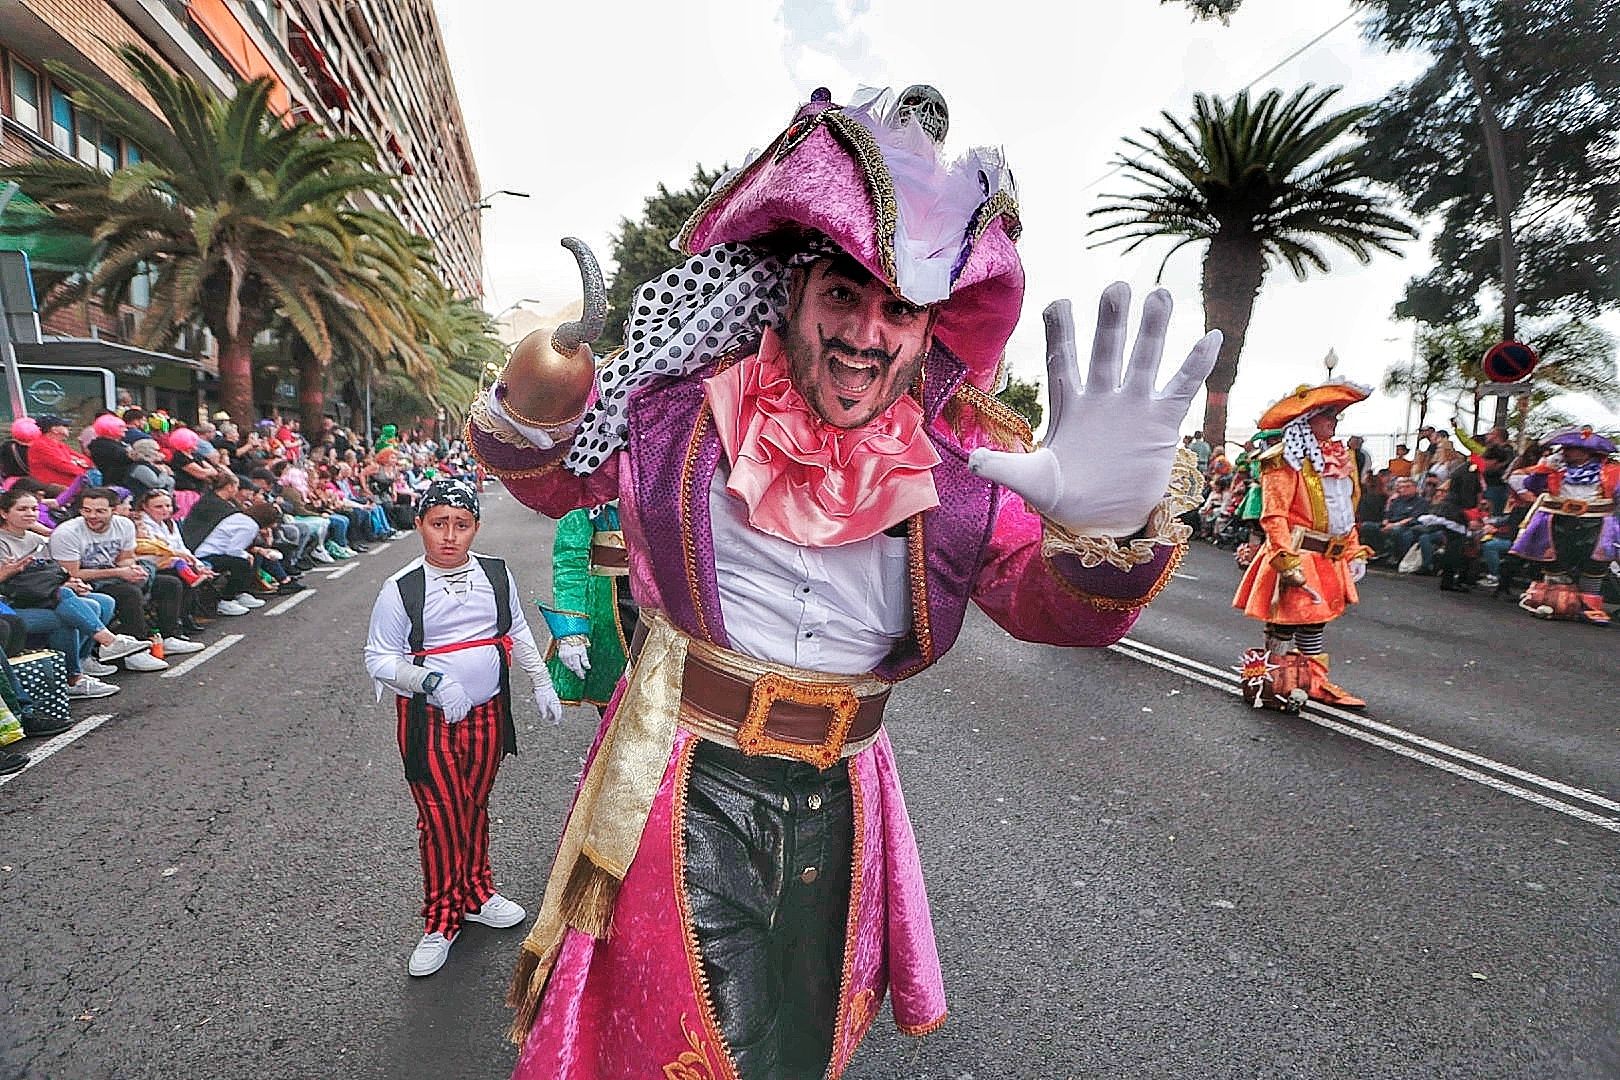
[436,0,1618,449]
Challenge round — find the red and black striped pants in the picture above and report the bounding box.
[395,695,506,937]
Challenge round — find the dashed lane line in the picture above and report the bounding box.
[1107,637,1620,835]
[159,633,244,679]
[0,713,115,789]
[326,564,356,580]
[265,589,316,617]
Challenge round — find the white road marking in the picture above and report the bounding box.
[326,564,355,580]
[160,634,244,679]
[0,714,115,789]
[1108,637,1620,835]
[1172,572,1200,581]
[265,589,316,616]
[367,542,395,557]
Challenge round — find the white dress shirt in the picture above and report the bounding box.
[709,469,911,676]
[365,553,547,707]
[195,514,262,559]
[1323,475,1355,536]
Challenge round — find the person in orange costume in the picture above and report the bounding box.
[1233,382,1375,708]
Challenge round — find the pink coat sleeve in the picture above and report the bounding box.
[972,485,1183,648]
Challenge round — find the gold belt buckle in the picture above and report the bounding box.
[738,671,861,771]
[1323,536,1349,560]
[1561,498,1588,515]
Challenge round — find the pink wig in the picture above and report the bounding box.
[167,427,201,454]
[9,417,40,443]
[92,413,127,440]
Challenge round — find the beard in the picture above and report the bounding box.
[781,318,928,430]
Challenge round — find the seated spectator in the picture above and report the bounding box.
[1362,476,1429,562]
[124,438,176,504]
[134,489,214,641]
[48,488,177,670]
[118,407,148,443]
[1385,443,1414,479]
[193,499,293,610]
[1357,471,1388,527]
[27,415,93,489]
[0,487,152,696]
[86,413,131,488]
[166,426,218,520]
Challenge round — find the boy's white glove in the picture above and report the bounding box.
[534,679,564,725]
[431,677,475,724]
[556,635,592,680]
[968,285,1220,537]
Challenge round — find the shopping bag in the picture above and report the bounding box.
[1396,543,1423,574]
[0,698,21,746]
[11,650,70,727]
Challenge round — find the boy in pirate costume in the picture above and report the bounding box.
[469,86,1216,1079]
[539,503,637,712]
[364,479,564,976]
[1233,383,1375,708]
[1508,426,1619,625]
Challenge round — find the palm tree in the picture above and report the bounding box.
[1089,85,1416,448]
[0,46,400,426]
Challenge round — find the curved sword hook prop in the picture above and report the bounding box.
[551,237,606,357]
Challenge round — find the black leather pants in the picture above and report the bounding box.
[682,740,853,1080]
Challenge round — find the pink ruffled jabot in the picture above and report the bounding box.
[703,329,940,547]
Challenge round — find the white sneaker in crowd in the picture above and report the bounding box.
[79,658,119,678]
[408,932,453,977]
[310,545,335,563]
[124,650,170,673]
[98,634,152,662]
[215,600,250,616]
[234,593,267,610]
[67,676,119,699]
[161,637,207,656]
[464,893,526,928]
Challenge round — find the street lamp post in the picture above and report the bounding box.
[430,189,529,242]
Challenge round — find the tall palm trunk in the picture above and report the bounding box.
[1199,236,1266,451]
[296,347,328,437]
[216,332,257,428]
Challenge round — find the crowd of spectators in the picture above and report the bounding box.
[0,407,480,774]
[1190,422,1620,602]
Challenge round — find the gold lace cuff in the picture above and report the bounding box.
[1039,447,1202,572]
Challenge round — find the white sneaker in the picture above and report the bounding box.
[79,658,118,677]
[408,931,453,977]
[234,593,267,610]
[124,650,170,673]
[161,636,207,655]
[215,599,249,616]
[67,675,119,698]
[310,545,335,563]
[98,634,152,662]
[464,893,526,929]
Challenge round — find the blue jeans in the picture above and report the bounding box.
[324,513,349,547]
[13,588,115,676]
[1481,537,1513,577]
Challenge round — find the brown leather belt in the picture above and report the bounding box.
[630,623,887,770]
[1295,530,1354,559]
[1537,495,1615,517]
[588,542,629,571]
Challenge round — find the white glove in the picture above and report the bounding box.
[1348,558,1367,584]
[556,635,592,680]
[533,679,564,726]
[431,677,475,724]
[485,386,581,451]
[968,285,1220,536]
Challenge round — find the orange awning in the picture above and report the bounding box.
[186,0,293,116]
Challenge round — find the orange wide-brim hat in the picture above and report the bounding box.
[1257,382,1371,431]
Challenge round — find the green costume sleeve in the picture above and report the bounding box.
[1452,424,1485,456]
[545,508,628,706]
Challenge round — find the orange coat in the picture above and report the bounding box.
[1232,447,1369,625]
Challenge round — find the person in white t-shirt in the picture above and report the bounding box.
[364,479,563,978]
[48,489,173,671]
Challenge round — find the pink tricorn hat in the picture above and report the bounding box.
[679,87,1025,390]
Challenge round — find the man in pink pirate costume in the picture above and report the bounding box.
[469,87,1217,1079]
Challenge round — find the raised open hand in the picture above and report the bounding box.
[968,283,1220,536]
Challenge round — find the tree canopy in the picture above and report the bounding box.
[599,166,726,351]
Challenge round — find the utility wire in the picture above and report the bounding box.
[1077,9,1361,194]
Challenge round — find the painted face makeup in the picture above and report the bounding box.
[783,257,936,429]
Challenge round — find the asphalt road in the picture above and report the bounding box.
[1,492,1614,1080]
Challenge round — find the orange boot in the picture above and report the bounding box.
[1305,653,1365,708]
[1579,593,1611,626]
